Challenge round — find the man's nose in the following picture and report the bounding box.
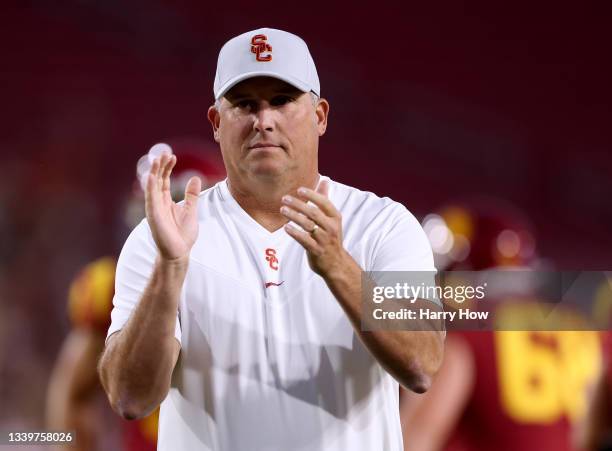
[253,103,275,132]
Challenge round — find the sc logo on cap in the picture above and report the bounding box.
[251,34,272,62]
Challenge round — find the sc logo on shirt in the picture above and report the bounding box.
[265,248,279,270]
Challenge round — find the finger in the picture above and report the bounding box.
[285,223,320,252]
[153,154,164,190]
[149,155,161,179]
[155,153,169,189]
[145,157,162,208]
[161,154,176,192]
[183,176,201,211]
[316,179,329,198]
[296,186,339,218]
[281,195,333,231]
[280,205,317,233]
[161,153,175,180]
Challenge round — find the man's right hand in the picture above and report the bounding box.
[145,153,202,261]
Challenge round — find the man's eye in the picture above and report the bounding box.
[271,95,294,106]
[236,100,255,109]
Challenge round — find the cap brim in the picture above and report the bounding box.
[215,71,313,100]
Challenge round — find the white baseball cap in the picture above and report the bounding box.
[213,28,320,100]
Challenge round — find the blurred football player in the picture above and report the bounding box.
[401,200,603,451]
[576,276,612,451]
[46,139,225,451]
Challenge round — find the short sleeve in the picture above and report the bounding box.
[106,220,182,345]
[372,205,436,272]
[371,204,440,306]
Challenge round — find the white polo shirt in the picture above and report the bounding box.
[108,177,436,451]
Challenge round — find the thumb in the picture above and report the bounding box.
[316,178,329,198]
[183,176,202,210]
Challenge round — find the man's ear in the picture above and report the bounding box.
[315,98,330,136]
[207,105,221,143]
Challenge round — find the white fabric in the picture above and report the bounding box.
[214,28,320,100]
[108,177,436,451]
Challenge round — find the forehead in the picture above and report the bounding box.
[224,76,305,99]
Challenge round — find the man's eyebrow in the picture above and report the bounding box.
[225,92,250,101]
[274,87,303,95]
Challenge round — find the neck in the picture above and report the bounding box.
[227,171,320,232]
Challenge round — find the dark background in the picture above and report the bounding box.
[1,0,610,434]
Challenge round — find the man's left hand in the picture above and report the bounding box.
[281,180,351,278]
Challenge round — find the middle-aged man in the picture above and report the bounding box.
[99,28,444,451]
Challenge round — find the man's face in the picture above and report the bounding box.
[208,77,329,181]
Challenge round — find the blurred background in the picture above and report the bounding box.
[0,1,610,450]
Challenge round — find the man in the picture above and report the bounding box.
[98,28,444,450]
[46,140,225,451]
[401,202,603,451]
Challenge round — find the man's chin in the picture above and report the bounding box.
[248,161,289,178]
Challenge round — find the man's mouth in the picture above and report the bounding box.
[249,142,282,150]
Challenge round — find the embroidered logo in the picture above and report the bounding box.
[251,34,272,62]
[265,281,284,289]
[265,248,279,270]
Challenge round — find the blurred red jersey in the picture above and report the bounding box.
[68,257,158,451]
[445,325,602,451]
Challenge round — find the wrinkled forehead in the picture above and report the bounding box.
[224,76,306,100]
